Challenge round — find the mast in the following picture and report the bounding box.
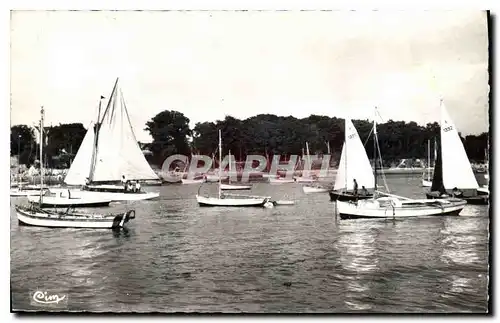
[326,141,330,174]
[228,149,232,184]
[344,120,347,193]
[373,109,378,193]
[89,96,104,182]
[39,106,45,206]
[427,139,431,181]
[306,142,311,178]
[218,129,222,199]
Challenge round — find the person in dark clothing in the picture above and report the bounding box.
[452,187,463,197]
[353,179,358,196]
[122,175,127,191]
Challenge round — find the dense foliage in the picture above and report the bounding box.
[11,112,489,167]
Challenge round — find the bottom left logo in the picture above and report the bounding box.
[30,290,68,308]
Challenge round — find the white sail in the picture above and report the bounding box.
[334,119,375,191]
[440,101,478,189]
[64,122,95,185]
[91,79,159,182]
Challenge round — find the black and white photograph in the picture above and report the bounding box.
[8,8,491,314]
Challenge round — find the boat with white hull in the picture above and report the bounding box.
[63,78,161,201]
[10,188,46,197]
[335,108,466,219]
[195,130,271,207]
[15,106,135,230]
[196,194,271,207]
[269,177,295,184]
[16,205,135,229]
[302,185,329,194]
[220,151,252,191]
[337,195,466,219]
[181,178,206,185]
[27,192,111,208]
[422,140,436,187]
[422,179,432,188]
[205,174,229,182]
[220,183,252,190]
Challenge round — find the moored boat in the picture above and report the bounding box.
[329,118,376,201]
[337,194,466,219]
[195,130,271,207]
[302,185,329,194]
[16,204,135,229]
[27,190,111,208]
[425,100,488,205]
[63,78,161,202]
[15,106,135,230]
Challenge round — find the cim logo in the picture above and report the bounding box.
[30,290,68,308]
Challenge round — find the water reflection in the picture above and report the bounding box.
[440,217,481,266]
[336,221,384,311]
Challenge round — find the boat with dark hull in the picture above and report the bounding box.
[425,100,488,205]
[329,118,377,202]
[329,190,373,202]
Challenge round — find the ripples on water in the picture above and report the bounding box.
[10,175,489,313]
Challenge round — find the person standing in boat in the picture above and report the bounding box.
[121,175,127,191]
[353,179,358,196]
[361,185,368,196]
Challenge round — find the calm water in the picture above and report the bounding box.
[10,174,490,313]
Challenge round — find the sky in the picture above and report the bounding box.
[10,10,489,143]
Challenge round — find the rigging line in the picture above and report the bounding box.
[376,138,390,193]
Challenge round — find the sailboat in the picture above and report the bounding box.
[426,100,488,205]
[478,146,489,195]
[196,130,272,207]
[336,108,467,219]
[329,118,375,202]
[421,139,436,187]
[15,106,133,229]
[64,78,160,201]
[294,143,316,183]
[220,150,252,190]
[10,134,48,197]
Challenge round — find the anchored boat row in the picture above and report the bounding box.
[11,80,488,229]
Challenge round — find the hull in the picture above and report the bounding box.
[383,168,426,175]
[220,184,252,190]
[27,195,111,208]
[477,186,489,195]
[302,186,329,193]
[205,174,229,182]
[422,179,432,187]
[15,206,135,229]
[269,178,295,184]
[10,181,29,188]
[329,190,373,202]
[181,178,206,185]
[337,198,466,219]
[196,194,270,207]
[426,192,489,205]
[84,191,160,202]
[294,177,316,183]
[10,189,46,197]
[82,186,160,201]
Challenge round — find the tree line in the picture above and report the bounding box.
[11,111,489,168]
